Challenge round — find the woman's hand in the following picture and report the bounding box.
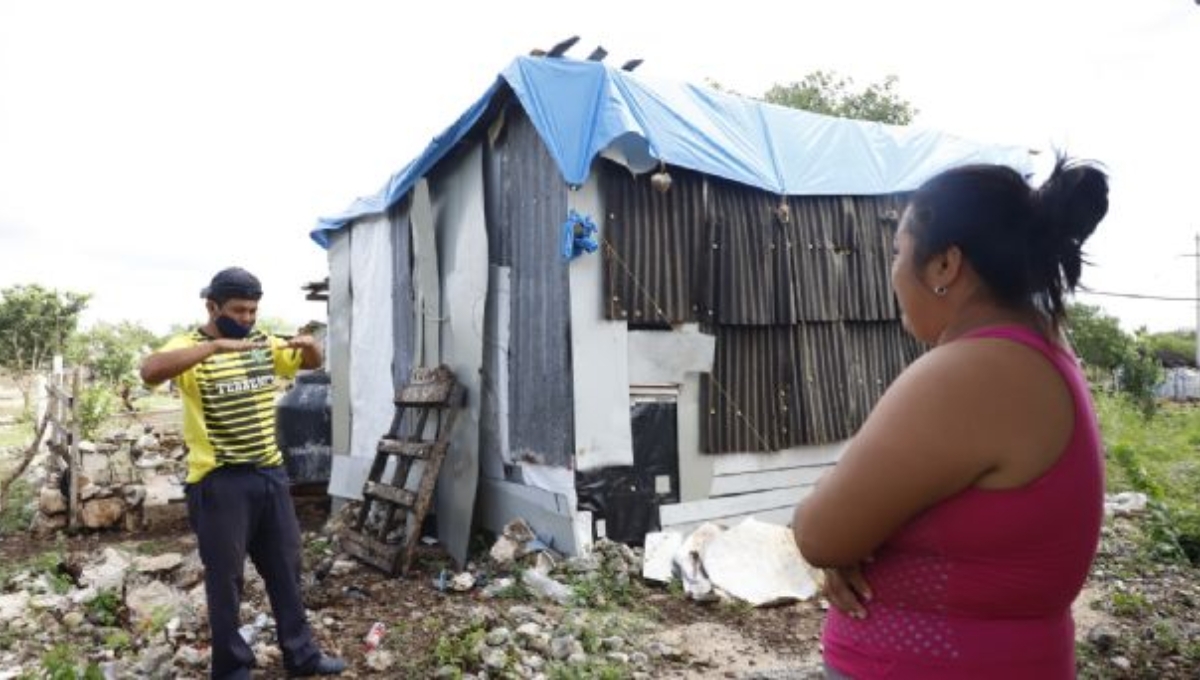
[823,563,872,619]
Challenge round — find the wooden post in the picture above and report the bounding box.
[67,368,81,530]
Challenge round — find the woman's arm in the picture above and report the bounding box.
[792,339,1064,568]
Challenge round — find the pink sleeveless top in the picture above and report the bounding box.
[822,325,1104,679]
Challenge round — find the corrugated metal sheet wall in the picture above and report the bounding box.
[601,161,922,452]
[483,106,574,467]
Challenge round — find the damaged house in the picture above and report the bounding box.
[309,54,1032,566]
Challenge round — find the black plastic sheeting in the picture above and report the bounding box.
[275,371,333,485]
[575,401,680,545]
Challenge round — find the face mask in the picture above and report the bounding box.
[215,315,254,339]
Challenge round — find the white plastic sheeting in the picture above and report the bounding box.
[346,214,395,472]
[430,144,488,567]
[568,176,634,472]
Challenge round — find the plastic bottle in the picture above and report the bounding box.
[364,621,386,651]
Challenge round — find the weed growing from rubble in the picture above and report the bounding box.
[103,630,132,654]
[18,547,74,595]
[567,563,636,610]
[303,535,333,564]
[546,662,626,680]
[84,589,122,627]
[35,643,103,680]
[432,621,487,671]
[1108,590,1150,618]
[494,568,534,601]
[136,604,173,641]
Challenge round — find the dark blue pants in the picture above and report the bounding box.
[186,465,320,680]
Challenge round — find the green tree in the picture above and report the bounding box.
[762,71,918,124]
[0,284,90,374]
[1145,329,1196,368]
[1066,303,1130,372]
[66,321,158,387]
[1066,303,1162,414]
[0,285,90,414]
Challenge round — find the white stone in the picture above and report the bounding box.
[133,553,184,574]
[0,591,31,624]
[81,548,133,592]
[329,558,358,577]
[482,648,508,670]
[126,580,188,627]
[174,645,207,668]
[366,650,396,671]
[450,571,476,592]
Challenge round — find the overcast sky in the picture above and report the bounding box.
[1,1,1197,335]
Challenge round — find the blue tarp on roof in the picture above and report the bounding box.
[310,56,1031,248]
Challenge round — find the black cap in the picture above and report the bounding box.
[201,267,263,301]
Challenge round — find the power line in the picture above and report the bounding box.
[1075,290,1199,302]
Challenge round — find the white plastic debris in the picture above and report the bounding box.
[642,531,684,583]
[702,517,818,606]
[673,522,724,601]
[1105,491,1149,517]
[238,612,270,645]
[521,569,573,605]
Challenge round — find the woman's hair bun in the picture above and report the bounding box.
[1034,155,1109,288]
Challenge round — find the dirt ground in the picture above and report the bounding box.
[0,496,827,679]
[4,498,1198,678]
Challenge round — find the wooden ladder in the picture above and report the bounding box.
[340,365,463,576]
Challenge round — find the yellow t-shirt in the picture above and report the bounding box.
[157,329,303,483]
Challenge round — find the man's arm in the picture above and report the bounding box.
[140,338,266,385]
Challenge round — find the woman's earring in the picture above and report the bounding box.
[934,285,948,297]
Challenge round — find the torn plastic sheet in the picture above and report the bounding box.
[701,517,819,606]
[647,517,819,607]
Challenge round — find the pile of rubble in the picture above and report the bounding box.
[32,425,188,535]
[0,543,209,678]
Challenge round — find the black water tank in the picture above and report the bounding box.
[276,371,332,486]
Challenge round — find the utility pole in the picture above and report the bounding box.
[1195,233,1199,369]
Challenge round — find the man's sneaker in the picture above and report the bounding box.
[289,654,346,677]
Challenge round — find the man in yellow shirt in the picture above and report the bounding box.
[141,267,344,679]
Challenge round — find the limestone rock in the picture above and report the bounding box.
[80,497,126,529]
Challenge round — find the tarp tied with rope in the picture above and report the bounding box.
[309,55,1029,455]
[309,56,1031,248]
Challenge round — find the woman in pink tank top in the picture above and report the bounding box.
[793,156,1110,679]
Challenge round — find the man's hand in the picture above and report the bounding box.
[823,563,873,619]
[286,333,323,370]
[285,334,318,351]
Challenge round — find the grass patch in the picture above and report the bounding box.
[0,477,36,535]
[432,621,487,671]
[84,589,123,627]
[1108,590,1149,618]
[0,423,32,448]
[132,392,180,412]
[37,643,104,680]
[1096,393,1200,564]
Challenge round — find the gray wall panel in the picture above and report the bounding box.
[490,108,574,468]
